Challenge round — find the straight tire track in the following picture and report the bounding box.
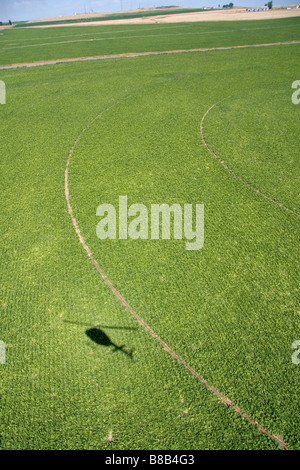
[2,40,300,69]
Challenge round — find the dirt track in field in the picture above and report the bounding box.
[200,100,300,218]
[64,95,289,451]
[1,40,300,70]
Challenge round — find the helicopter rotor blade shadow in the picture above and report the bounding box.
[64,320,137,330]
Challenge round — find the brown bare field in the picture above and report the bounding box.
[25,8,300,28]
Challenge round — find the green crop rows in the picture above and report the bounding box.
[0,17,299,450]
[0,17,299,66]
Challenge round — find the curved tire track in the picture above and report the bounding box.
[200,100,299,218]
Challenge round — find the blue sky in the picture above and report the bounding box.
[0,0,296,23]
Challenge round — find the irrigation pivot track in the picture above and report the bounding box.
[64,98,289,450]
[200,101,300,218]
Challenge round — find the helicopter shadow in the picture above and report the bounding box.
[64,320,136,359]
[85,327,134,359]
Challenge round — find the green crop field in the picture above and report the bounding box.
[0,17,299,450]
[0,17,300,66]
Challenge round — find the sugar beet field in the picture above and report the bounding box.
[0,17,299,450]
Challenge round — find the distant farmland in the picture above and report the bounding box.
[15,8,210,28]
